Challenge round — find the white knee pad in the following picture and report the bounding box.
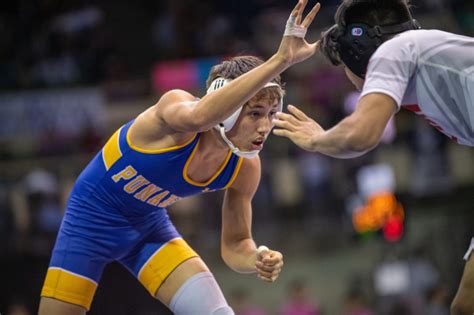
[169,271,234,315]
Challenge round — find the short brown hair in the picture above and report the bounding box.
[206,55,285,104]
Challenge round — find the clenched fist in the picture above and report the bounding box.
[255,246,284,283]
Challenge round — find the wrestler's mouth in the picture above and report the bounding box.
[251,138,265,150]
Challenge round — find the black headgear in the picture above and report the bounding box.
[336,19,421,78]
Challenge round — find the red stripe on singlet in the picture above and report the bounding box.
[401,104,421,113]
[402,104,459,142]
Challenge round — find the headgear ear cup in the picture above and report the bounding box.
[336,19,421,78]
[205,78,284,159]
[338,23,379,78]
[206,78,283,132]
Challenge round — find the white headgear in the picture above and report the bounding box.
[206,77,283,159]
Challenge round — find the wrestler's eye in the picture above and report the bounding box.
[250,111,261,118]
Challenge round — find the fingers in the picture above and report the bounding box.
[256,250,284,282]
[257,273,281,282]
[257,267,283,282]
[256,264,283,282]
[296,0,308,25]
[302,2,321,28]
[273,111,303,132]
[273,128,292,138]
[256,261,284,282]
[291,1,321,27]
[290,0,303,17]
[273,119,296,131]
[287,105,311,121]
[256,259,284,271]
[259,251,283,265]
[275,111,302,124]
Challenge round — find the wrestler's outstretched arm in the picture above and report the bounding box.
[273,93,396,158]
[157,0,321,133]
[221,157,284,282]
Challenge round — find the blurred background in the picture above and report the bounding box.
[0,0,473,314]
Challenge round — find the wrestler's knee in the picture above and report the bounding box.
[169,272,234,315]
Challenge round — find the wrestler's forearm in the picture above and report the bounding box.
[312,119,377,159]
[221,238,258,274]
[313,93,396,158]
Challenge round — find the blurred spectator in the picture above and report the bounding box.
[341,289,374,315]
[270,157,305,226]
[297,152,332,208]
[6,305,31,315]
[449,1,474,35]
[51,5,103,34]
[405,246,441,313]
[10,168,63,256]
[410,120,453,196]
[5,298,32,315]
[425,284,450,315]
[23,168,58,196]
[408,247,440,296]
[280,278,322,315]
[0,182,15,253]
[31,48,81,87]
[374,257,410,297]
[229,288,266,315]
[373,249,410,314]
[387,302,412,315]
[0,2,109,90]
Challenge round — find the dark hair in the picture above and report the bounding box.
[321,0,413,66]
[206,56,285,102]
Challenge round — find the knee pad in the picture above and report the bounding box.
[170,272,234,315]
[212,306,234,315]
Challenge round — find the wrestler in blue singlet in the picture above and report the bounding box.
[41,120,243,310]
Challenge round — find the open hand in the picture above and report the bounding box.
[276,0,321,66]
[273,105,324,151]
[255,246,284,283]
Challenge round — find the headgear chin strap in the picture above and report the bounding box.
[337,19,421,78]
[218,127,260,159]
[206,77,283,159]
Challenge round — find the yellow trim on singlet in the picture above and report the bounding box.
[102,127,123,170]
[126,123,197,154]
[41,267,98,310]
[138,238,198,297]
[223,156,243,189]
[182,137,233,187]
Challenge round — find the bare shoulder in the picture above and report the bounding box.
[136,89,197,125]
[158,89,197,106]
[153,89,197,116]
[229,156,261,195]
[129,89,198,149]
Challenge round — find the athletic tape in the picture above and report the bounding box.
[284,15,307,38]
